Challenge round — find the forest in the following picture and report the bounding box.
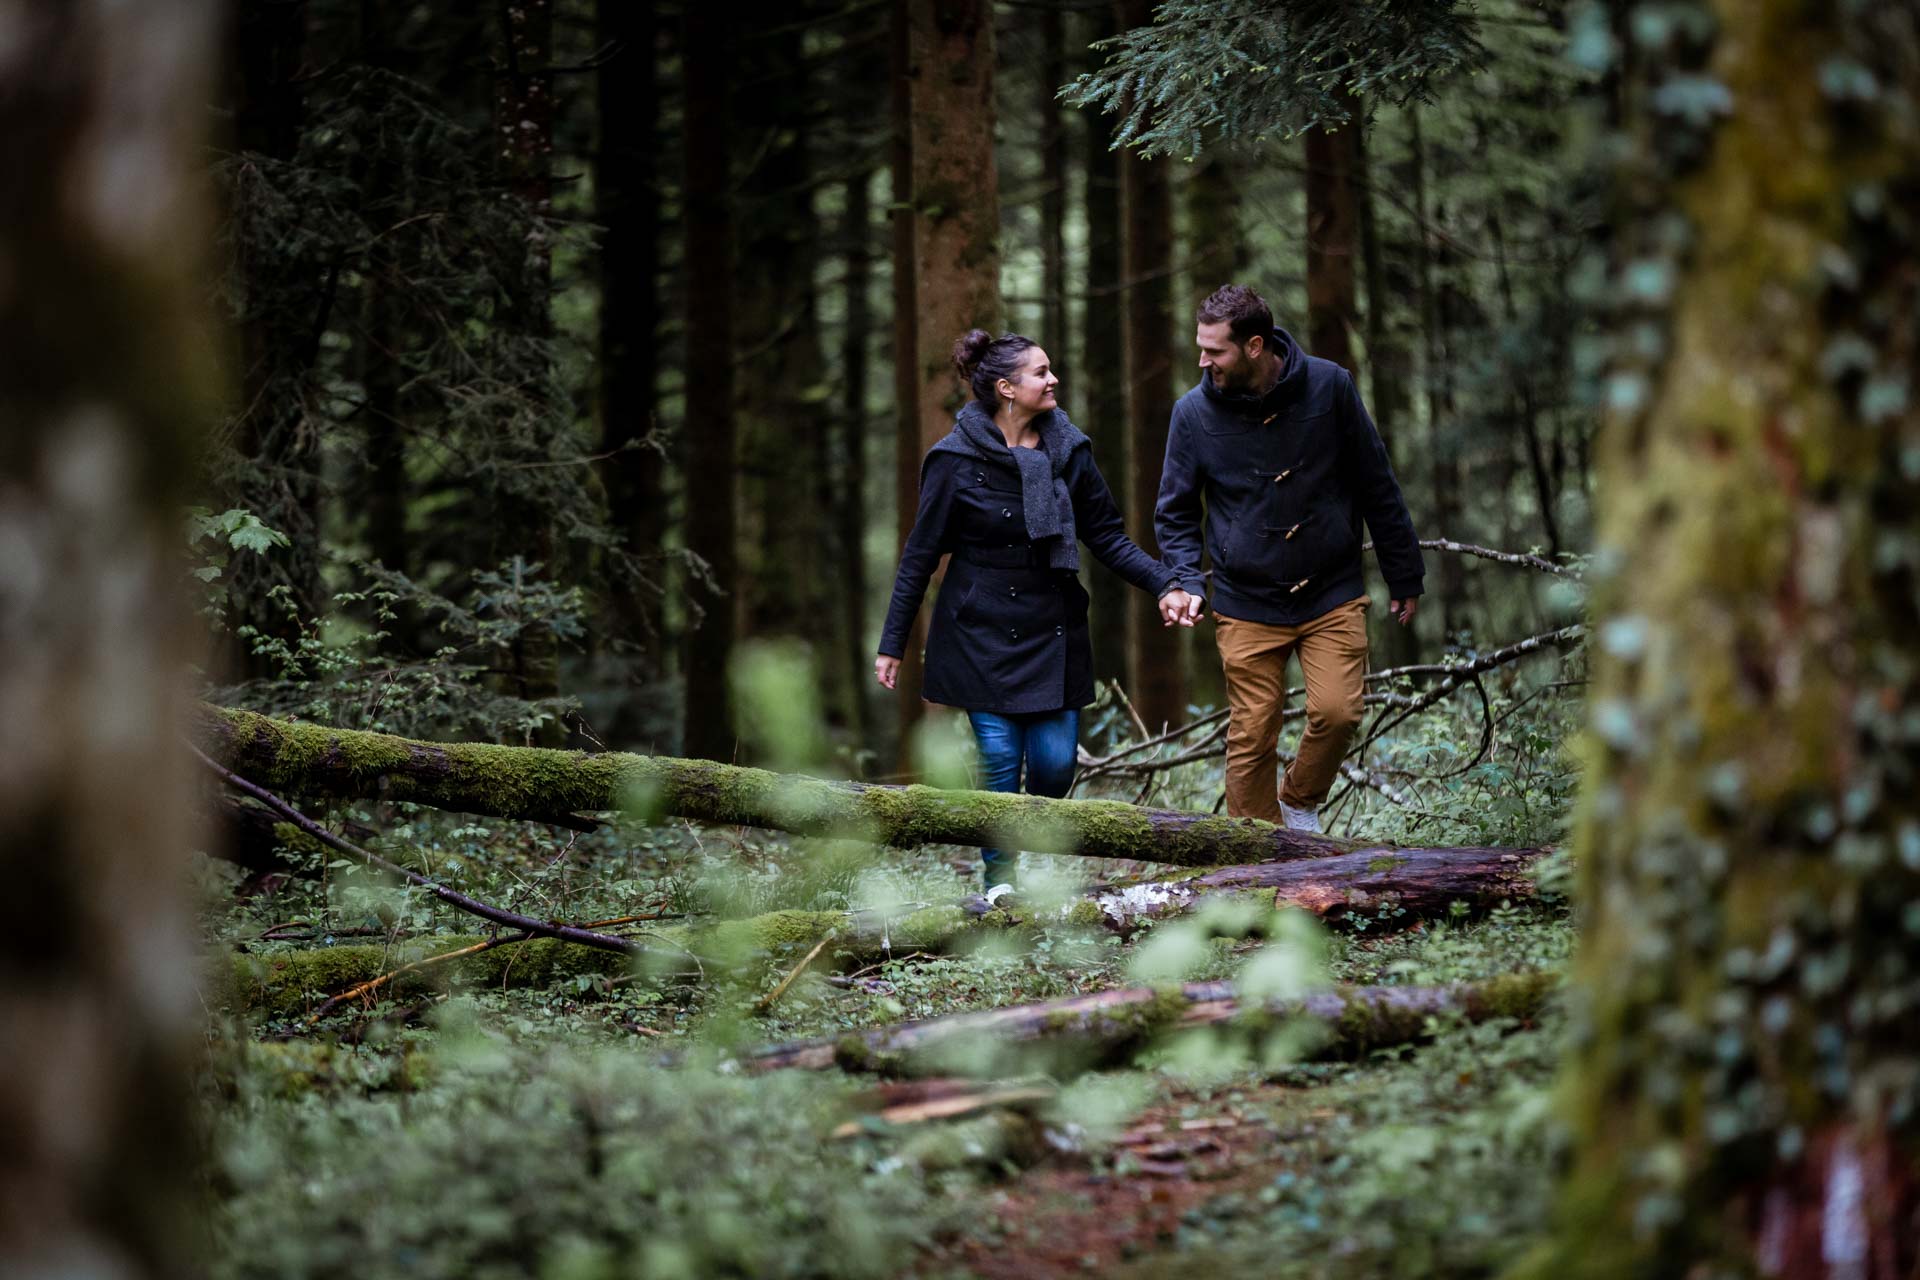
[1,0,1916,1277]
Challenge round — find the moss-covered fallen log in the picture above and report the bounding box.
[744,971,1560,1076]
[198,705,1356,867]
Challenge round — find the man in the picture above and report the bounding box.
[1155,285,1424,833]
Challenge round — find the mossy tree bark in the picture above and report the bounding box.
[200,706,1395,866]
[1525,3,1920,1275]
[0,2,219,1273]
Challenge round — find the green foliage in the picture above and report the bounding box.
[207,1033,945,1280]
[1064,0,1488,156]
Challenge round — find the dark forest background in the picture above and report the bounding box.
[208,0,1593,773]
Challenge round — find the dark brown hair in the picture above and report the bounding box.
[1196,284,1273,348]
[952,329,1038,407]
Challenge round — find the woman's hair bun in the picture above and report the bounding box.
[952,328,995,381]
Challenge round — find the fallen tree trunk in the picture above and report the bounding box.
[197,705,1356,867]
[744,970,1559,1075]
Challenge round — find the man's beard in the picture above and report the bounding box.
[1216,361,1261,393]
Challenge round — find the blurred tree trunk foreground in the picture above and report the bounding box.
[1528,1,1920,1274]
[0,1,219,1276]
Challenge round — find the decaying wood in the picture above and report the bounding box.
[744,971,1559,1075]
[197,705,1355,866]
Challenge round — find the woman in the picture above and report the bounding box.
[876,330,1198,891]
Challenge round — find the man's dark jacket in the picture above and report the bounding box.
[879,404,1172,714]
[1154,327,1424,624]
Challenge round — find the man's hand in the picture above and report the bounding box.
[1160,588,1203,627]
[1389,598,1419,626]
[874,654,900,689]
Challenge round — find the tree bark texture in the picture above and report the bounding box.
[0,2,220,1273]
[892,0,1001,762]
[746,971,1558,1075]
[1116,0,1185,735]
[1303,87,1360,378]
[838,171,877,750]
[597,0,667,680]
[1523,3,1920,1275]
[201,706,1379,867]
[679,3,738,761]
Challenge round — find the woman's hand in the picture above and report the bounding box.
[874,654,901,689]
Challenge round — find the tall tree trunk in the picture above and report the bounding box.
[491,0,561,716]
[0,2,218,1273]
[1081,4,1130,720]
[1303,86,1360,377]
[838,172,877,755]
[359,0,408,584]
[1358,115,1420,668]
[597,0,667,685]
[893,0,1001,768]
[1524,3,1920,1274]
[1408,107,1464,642]
[736,12,832,678]
[679,3,738,761]
[1117,0,1183,735]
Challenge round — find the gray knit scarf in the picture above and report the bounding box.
[930,402,1085,571]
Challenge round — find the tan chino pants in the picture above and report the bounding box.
[1215,597,1369,821]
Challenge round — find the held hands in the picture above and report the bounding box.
[1159,588,1204,628]
[874,654,901,689]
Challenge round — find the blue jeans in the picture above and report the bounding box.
[966,708,1079,890]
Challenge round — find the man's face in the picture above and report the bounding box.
[1196,321,1263,392]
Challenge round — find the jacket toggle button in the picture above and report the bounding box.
[1262,413,1276,425]
[1288,577,1310,593]
[1273,469,1291,483]
[1285,522,1302,539]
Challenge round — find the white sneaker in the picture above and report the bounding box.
[1279,801,1322,834]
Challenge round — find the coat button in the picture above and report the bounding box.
[1002,508,1012,519]
[1054,626,1064,636]
[976,470,985,482]
[1008,587,1018,597]
[1009,627,1020,639]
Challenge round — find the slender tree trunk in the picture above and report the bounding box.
[894,0,1001,768]
[1408,107,1463,641]
[736,12,824,649]
[597,0,667,683]
[1117,0,1183,736]
[1359,115,1420,667]
[0,2,218,1272]
[889,0,926,764]
[839,172,877,755]
[679,3,738,761]
[1524,3,1920,1275]
[1038,0,1067,344]
[1303,87,1361,377]
[491,0,562,716]
[359,1,408,584]
[1081,3,1130,716]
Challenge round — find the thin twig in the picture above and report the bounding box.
[1361,536,1574,577]
[752,935,836,1015]
[309,932,533,1020]
[192,745,652,959]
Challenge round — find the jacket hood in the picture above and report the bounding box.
[1198,326,1307,413]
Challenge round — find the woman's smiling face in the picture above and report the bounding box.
[1001,346,1058,416]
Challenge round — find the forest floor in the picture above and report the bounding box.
[197,688,1579,1279]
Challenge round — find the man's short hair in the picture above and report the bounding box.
[1196,285,1273,348]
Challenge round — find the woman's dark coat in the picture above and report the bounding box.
[878,404,1173,715]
